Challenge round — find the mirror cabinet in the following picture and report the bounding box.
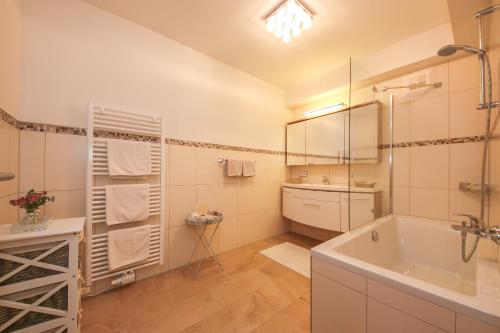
[286,101,379,166]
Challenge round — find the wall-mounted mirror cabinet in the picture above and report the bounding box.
[286,101,379,166]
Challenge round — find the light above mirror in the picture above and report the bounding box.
[303,102,346,118]
[266,0,313,44]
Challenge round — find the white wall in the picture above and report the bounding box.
[20,0,291,151]
[0,0,21,117]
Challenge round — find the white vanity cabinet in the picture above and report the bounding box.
[283,187,341,231]
[0,218,85,333]
[282,183,381,232]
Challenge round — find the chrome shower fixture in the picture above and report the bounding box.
[437,44,485,57]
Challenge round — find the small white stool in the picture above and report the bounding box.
[185,211,224,278]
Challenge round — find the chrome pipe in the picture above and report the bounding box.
[474,3,500,18]
[478,15,486,105]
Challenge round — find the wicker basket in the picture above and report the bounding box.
[0,242,70,332]
[0,244,69,286]
[0,286,68,333]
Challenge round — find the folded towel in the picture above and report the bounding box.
[226,159,242,176]
[107,139,151,176]
[242,160,255,177]
[108,225,150,271]
[106,184,150,225]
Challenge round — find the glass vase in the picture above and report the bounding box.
[21,209,43,225]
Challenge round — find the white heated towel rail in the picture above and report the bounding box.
[85,102,166,287]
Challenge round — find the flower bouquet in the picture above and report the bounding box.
[10,189,55,232]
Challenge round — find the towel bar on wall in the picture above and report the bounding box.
[218,158,256,163]
[0,173,15,182]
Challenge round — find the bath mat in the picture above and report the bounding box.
[260,242,311,278]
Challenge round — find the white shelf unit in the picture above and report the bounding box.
[0,218,85,333]
[85,103,166,288]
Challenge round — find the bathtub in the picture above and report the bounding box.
[311,214,500,331]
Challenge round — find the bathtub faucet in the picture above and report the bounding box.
[452,213,500,245]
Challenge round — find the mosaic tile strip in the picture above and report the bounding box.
[7,108,498,156]
[94,130,160,143]
[17,121,87,135]
[0,108,18,128]
[166,138,285,156]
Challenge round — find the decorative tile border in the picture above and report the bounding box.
[0,108,18,128]
[4,108,497,157]
[17,121,87,135]
[167,138,285,156]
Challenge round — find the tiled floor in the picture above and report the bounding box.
[81,232,321,333]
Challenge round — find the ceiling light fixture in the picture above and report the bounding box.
[303,103,347,117]
[265,0,313,44]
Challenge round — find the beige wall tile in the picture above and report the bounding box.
[409,63,449,101]
[45,133,86,191]
[410,188,449,220]
[449,55,480,93]
[169,185,196,227]
[19,131,45,192]
[410,145,449,189]
[237,182,254,214]
[266,155,285,182]
[164,143,170,186]
[309,165,331,184]
[330,165,349,184]
[168,225,195,269]
[253,210,270,241]
[218,183,238,217]
[449,190,482,222]
[268,209,287,237]
[0,122,18,197]
[410,94,449,141]
[490,139,500,186]
[237,213,254,247]
[218,216,237,253]
[393,147,409,186]
[44,190,85,219]
[265,182,282,210]
[393,102,410,144]
[393,186,410,215]
[170,145,196,185]
[450,142,483,190]
[196,184,218,211]
[254,183,267,212]
[196,147,219,185]
[0,194,19,225]
[450,88,486,137]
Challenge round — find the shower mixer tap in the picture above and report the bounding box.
[452,213,500,245]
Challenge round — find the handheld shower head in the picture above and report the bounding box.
[437,44,485,57]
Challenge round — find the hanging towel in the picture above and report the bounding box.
[105,184,150,225]
[107,139,151,176]
[107,225,150,271]
[226,159,242,176]
[242,160,255,177]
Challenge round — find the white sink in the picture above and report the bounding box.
[282,182,382,193]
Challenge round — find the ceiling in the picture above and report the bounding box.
[83,0,450,88]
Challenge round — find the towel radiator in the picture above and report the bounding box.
[85,103,166,292]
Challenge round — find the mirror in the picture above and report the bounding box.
[305,112,345,165]
[286,122,306,166]
[286,102,379,166]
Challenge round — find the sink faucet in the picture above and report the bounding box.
[321,176,330,185]
[452,213,500,245]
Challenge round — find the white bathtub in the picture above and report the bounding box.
[311,214,500,328]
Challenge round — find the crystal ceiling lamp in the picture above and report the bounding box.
[266,0,313,44]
